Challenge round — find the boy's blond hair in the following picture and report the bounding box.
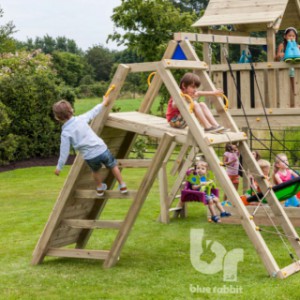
[257,159,271,169]
[53,100,74,121]
[196,160,208,170]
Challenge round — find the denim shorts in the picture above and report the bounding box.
[205,193,217,202]
[85,149,117,172]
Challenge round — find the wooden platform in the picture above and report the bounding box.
[106,111,247,145]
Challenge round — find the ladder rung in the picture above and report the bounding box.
[74,189,136,200]
[279,260,300,278]
[205,131,247,145]
[46,248,109,260]
[117,159,152,168]
[61,219,123,229]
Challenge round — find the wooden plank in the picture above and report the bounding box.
[173,32,267,45]
[254,70,266,109]
[210,61,298,71]
[126,61,158,73]
[117,159,152,168]
[193,12,283,27]
[212,71,223,90]
[278,69,291,108]
[162,59,208,70]
[62,219,123,229]
[74,189,136,200]
[158,166,169,224]
[47,248,109,260]
[279,261,300,279]
[220,206,300,227]
[240,70,251,109]
[205,131,248,145]
[103,133,175,268]
[227,71,238,109]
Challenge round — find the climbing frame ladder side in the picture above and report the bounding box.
[31,64,130,265]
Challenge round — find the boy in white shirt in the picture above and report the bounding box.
[52,96,127,196]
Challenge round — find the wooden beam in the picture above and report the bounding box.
[62,219,123,229]
[173,32,267,45]
[47,248,109,260]
[103,133,175,268]
[74,189,136,200]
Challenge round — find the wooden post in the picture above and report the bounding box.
[103,133,175,268]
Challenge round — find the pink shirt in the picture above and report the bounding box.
[276,169,292,183]
[224,151,239,176]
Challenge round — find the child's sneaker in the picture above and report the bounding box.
[220,211,231,217]
[119,183,128,194]
[96,183,107,197]
[205,126,222,133]
[211,215,221,223]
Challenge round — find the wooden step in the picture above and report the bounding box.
[279,260,300,279]
[74,189,136,200]
[61,219,123,229]
[46,248,109,260]
[205,131,247,145]
[117,159,152,168]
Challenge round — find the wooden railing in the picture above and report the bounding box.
[211,61,300,109]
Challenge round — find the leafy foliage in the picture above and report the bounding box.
[85,45,115,81]
[51,51,93,87]
[0,50,74,164]
[17,34,83,55]
[108,0,198,60]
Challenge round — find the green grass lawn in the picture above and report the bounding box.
[1,98,300,299]
[1,165,300,300]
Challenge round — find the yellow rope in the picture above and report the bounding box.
[104,84,116,97]
[147,72,156,86]
[180,92,194,113]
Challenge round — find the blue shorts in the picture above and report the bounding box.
[205,193,217,202]
[85,149,117,172]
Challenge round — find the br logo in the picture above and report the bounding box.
[190,229,244,281]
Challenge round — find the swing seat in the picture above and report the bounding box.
[244,177,300,205]
[181,170,219,204]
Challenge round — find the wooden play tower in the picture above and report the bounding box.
[32,38,300,278]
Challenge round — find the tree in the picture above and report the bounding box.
[51,51,93,87]
[85,45,115,82]
[0,7,17,53]
[108,0,197,61]
[171,0,209,13]
[17,35,83,55]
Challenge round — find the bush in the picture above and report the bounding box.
[0,50,66,164]
[75,81,108,99]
